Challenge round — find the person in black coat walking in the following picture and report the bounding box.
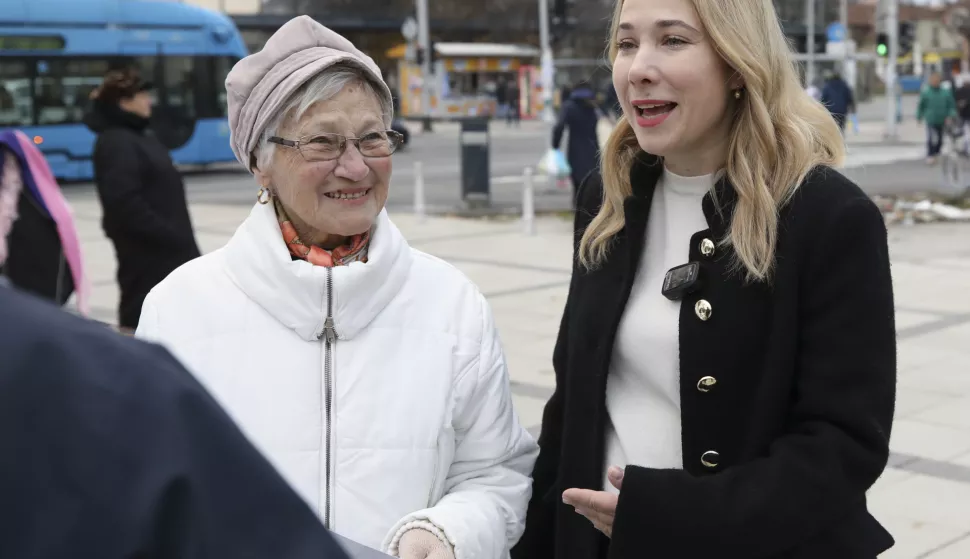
[513,0,896,558]
[552,81,603,203]
[0,286,350,559]
[84,68,200,332]
[820,71,856,131]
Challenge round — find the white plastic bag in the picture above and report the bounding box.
[538,148,571,178]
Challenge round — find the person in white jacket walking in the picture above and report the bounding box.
[135,16,538,559]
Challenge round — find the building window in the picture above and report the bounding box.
[34,58,110,125]
[0,59,32,127]
[212,56,236,117]
[161,56,196,119]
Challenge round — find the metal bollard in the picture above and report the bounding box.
[522,167,536,236]
[414,161,426,222]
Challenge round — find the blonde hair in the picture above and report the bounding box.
[579,0,845,281]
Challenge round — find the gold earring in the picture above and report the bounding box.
[257,187,271,205]
[734,89,742,99]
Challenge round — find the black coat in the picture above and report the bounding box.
[0,286,348,559]
[552,91,601,192]
[85,102,200,329]
[513,155,897,559]
[1,151,74,306]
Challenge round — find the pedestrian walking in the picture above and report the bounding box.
[83,68,201,333]
[135,16,537,559]
[820,71,855,131]
[507,82,522,127]
[552,81,603,204]
[917,71,958,165]
[514,0,896,558]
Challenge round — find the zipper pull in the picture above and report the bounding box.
[323,317,337,343]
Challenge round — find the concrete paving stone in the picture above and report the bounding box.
[488,286,570,318]
[914,396,970,431]
[910,322,970,351]
[888,419,970,463]
[438,262,565,297]
[503,332,559,365]
[511,393,546,434]
[874,514,968,559]
[871,467,916,491]
[928,257,970,271]
[504,364,556,394]
[894,389,962,420]
[895,310,947,332]
[493,311,561,343]
[898,365,970,398]
[925,533,970,559]
[896,342,969,377]
[869,474,970,531]
[892,285,970,318]
[954,452,970,468]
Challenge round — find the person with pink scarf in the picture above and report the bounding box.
[0,149,21,274]
[0,132,88,314]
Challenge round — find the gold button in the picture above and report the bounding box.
[701,450,720,468]
[700,238,715,257]
[697,376,717,392]
[694,299,712,321]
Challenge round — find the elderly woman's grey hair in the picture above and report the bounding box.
[254,62,394,172]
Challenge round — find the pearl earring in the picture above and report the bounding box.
[734,89,742,99]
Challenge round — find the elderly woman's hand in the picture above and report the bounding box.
[397,528,455,559]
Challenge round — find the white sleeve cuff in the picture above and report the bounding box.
[385,519,454,558]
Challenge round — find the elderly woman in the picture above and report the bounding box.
[135,16,537,559]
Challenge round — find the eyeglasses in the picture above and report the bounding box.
[268,130,404,162]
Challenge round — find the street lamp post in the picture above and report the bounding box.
[886,0,898,140]
[839,0,849,77]
[416,0,433,132]
[805,0,816,86]
[538,0,556,123]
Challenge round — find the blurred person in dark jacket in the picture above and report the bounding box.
[83,68,200,333]
[553,81,603,204]
[0,241,348,559]
[820,71,855,131]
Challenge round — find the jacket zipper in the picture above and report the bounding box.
[427,445,440,507]
[321,267,337,529]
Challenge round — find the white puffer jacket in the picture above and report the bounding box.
[136,202,539,559]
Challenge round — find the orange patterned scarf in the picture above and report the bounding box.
[274,198,370,267]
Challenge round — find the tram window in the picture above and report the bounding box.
[0,59,32,127]
[34,58,110,125]
[161,56,196,119]
[213,56,236,117]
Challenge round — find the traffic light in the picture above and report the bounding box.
[876,32,888,57]
[793,32,827,54]
[898,22,915,55]
[551,0,577,42]
[414,42,437,67]
[552,0,567,25]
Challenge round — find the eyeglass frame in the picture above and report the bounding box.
[267,130,405,161]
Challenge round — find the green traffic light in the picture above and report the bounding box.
[877,44,887,56]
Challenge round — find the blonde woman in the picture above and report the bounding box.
[513,0,896,558]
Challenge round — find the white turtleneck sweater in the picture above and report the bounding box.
[603,167,715,493]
